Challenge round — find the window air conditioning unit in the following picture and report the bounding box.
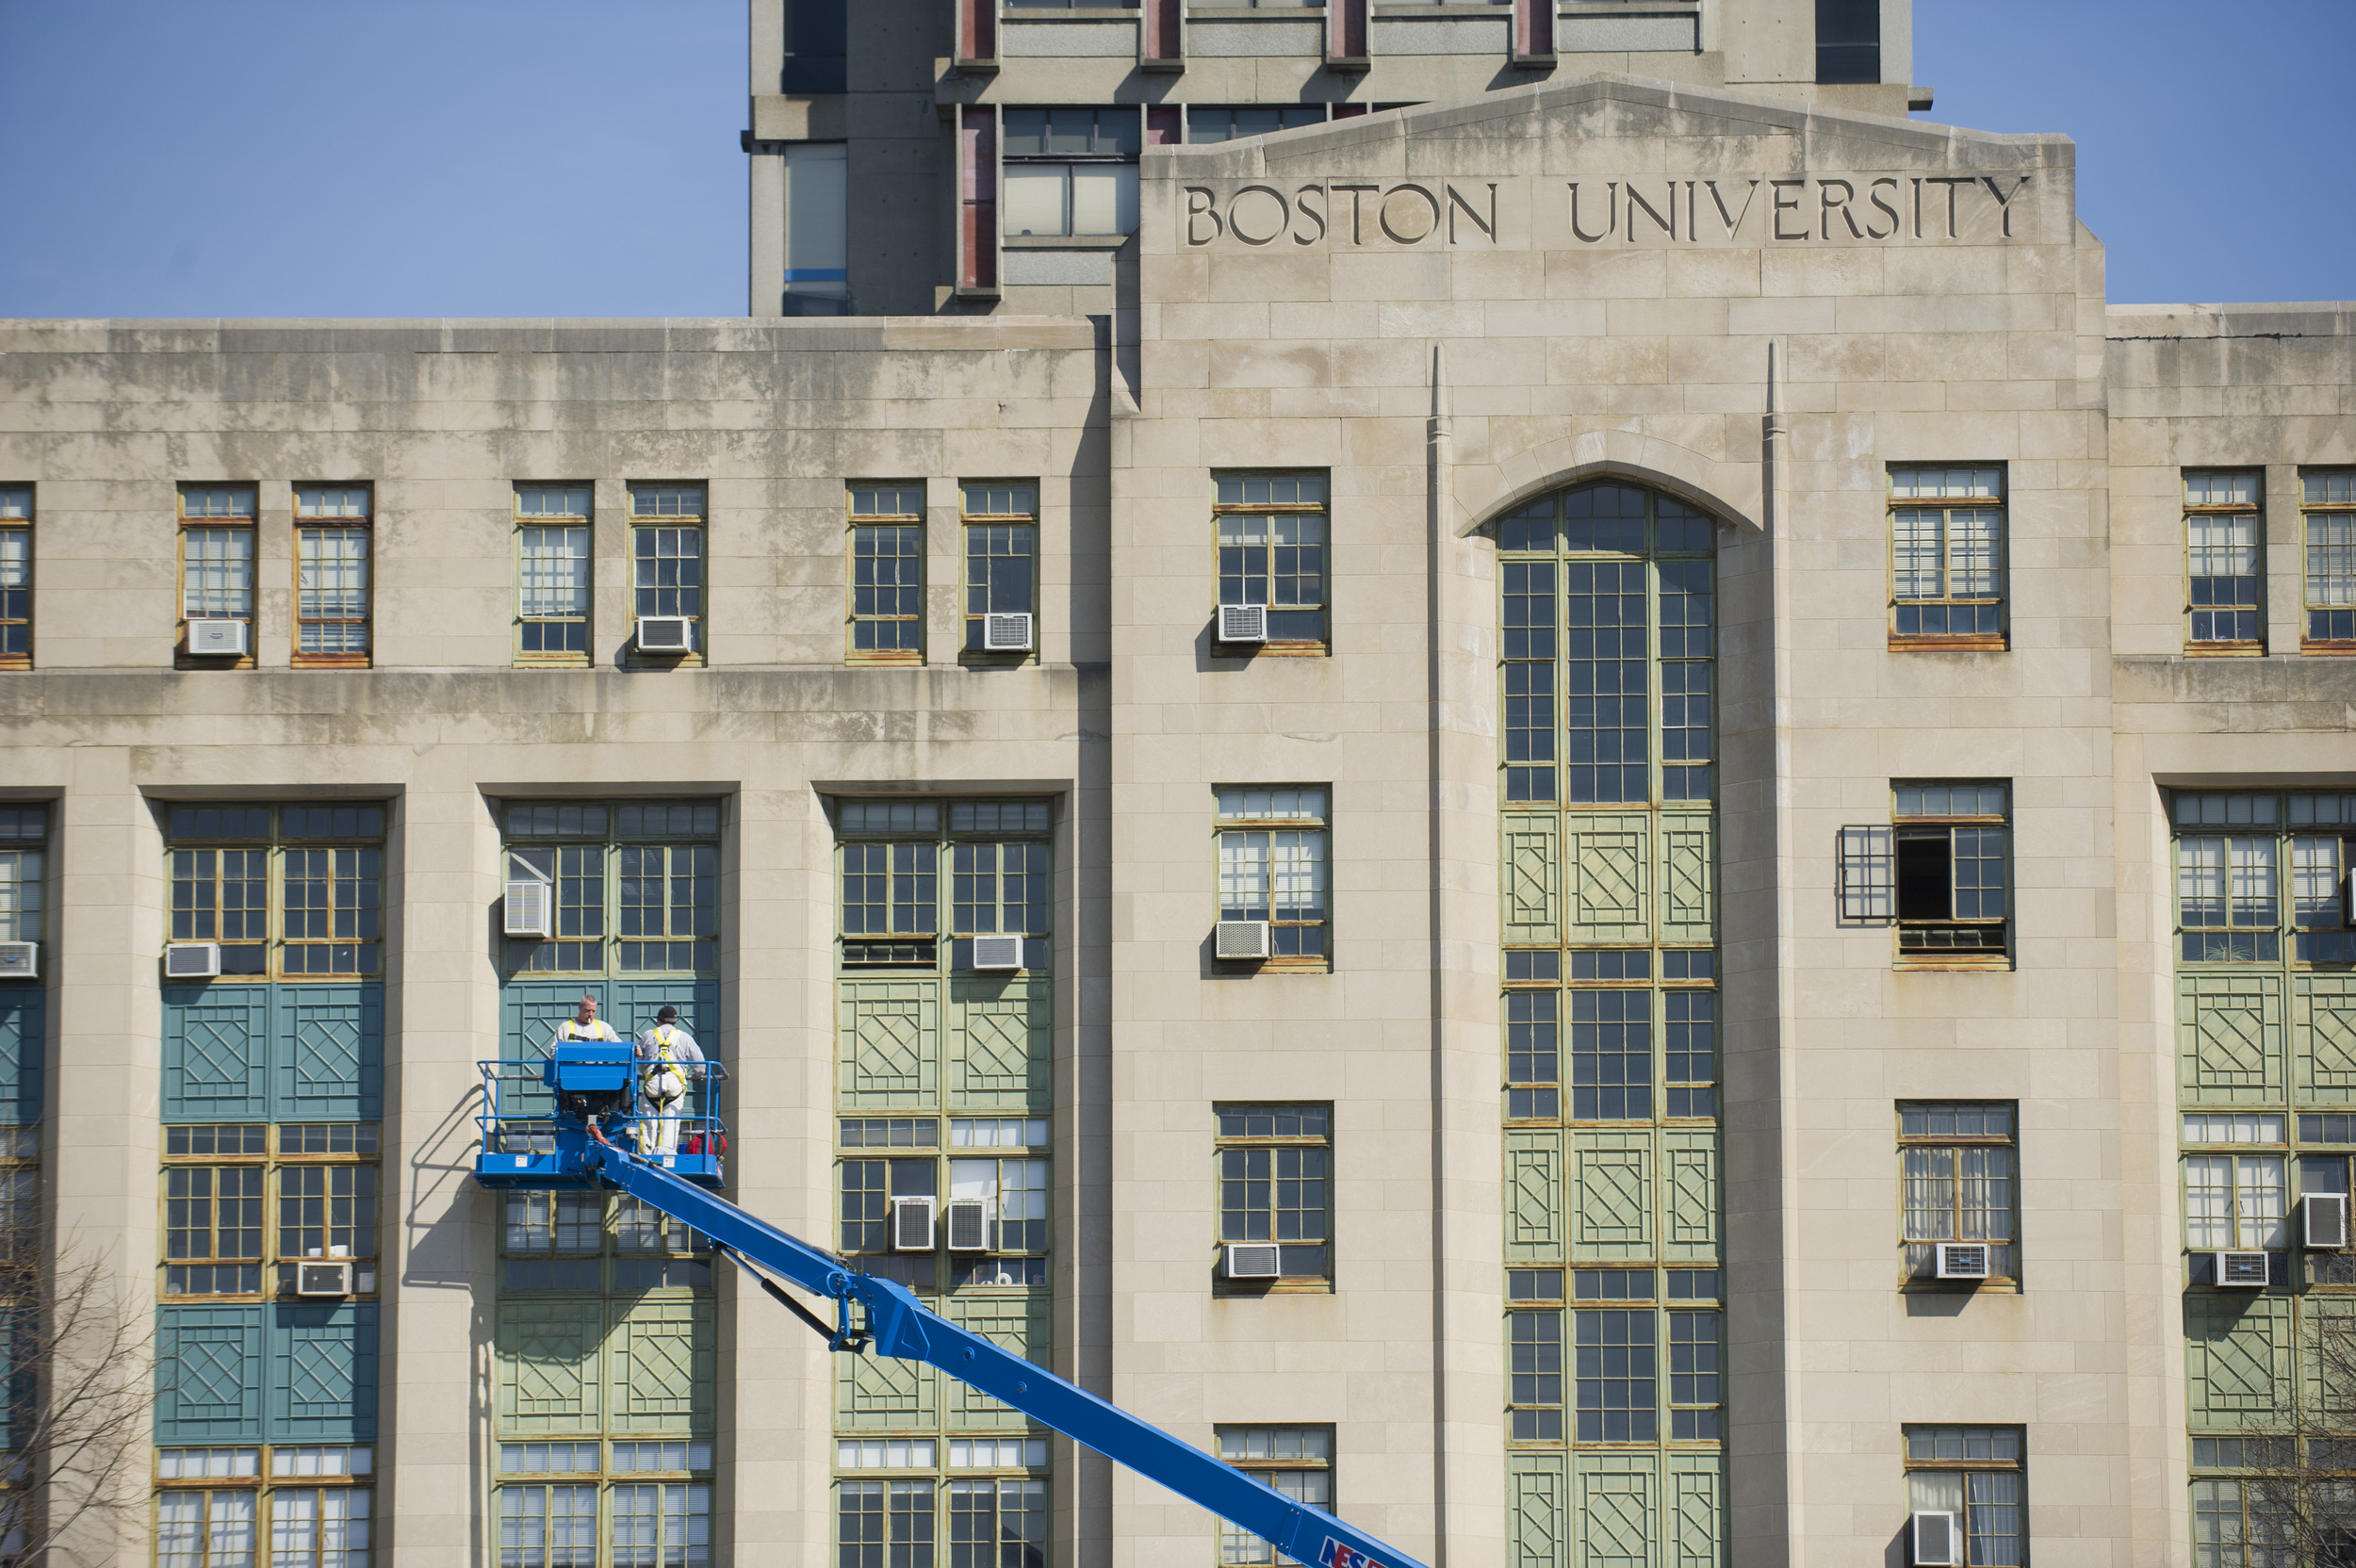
[1934,1242,1990,1281]
[504,879,552,939]
[892,1196,936,1251]
[294,1261,353,1298]
[2307,1192,2351,1250]
[0,943,33,981]
[945,1198,990,1252]
[186,619,248,657]
[2216,1250,2271,1288]
[983,612,1034,652]
[971,935,1023,972]
[1219,604,1268,644]
[635,616,694,654]
[1224,1244,1281,1280]
[1216,921,1270,960]
[1910,1511,1960,1568]
[164,942,221,979]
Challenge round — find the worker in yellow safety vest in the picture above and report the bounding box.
[548,993,619,1054]
[634,1005,707,1157]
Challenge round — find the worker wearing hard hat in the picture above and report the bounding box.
[635,1005,707,1157]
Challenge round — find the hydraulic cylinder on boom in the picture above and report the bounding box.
[475,1039,1428,1568]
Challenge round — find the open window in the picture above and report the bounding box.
[1839,783,2009,967]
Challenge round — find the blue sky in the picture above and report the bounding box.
[0,0,2347,318]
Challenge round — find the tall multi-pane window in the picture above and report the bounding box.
[2185,471,2265,650]
[849,484,925,662]
[1215,787,1328,965]
[516,484,594,663]
[1889,466,2005,646]
[630,483,706,661]
[831,798,1055,1544]
[0,485,30,667]
[503,801,720,976]
[1496,481,1721,1553]
[2171,791,2356,967]
[294,485,371,666]
[962,483,1038,657]
[1903,1427,2025,1567]
[2302,470,2356,650]
[1214,473,1328,651]
[1214,1103,1330,1288]
[1001,107,1140,237]
[167,805,384,979]
[1899,1102,2018,1284]
[1213,1428,1331,1566]
[180,484,257,663]
[155,1446,373,1568]
[1496,482,1715,805]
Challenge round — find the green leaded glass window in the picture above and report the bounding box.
[504,800,721,975]
[1495,482,1715,806]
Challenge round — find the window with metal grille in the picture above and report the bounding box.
[1215,472,1328,649]
[516,484,593,662]
[849,484,925,662]
[1213,1427,1331,1566]
[294,485,370,665]
[1889,466,2004,645]
[1216,787,1328,964]
[1216,1102,1331,1285]
[1841,783,2009,965]
[1903,1427,2024,1568]
[961,483,1038,655]
[1001,108,1140,237]
[1900,1102,2018,1284]
[2186,471,2265,649]
[630,483,706,659]
[0,486,32,667]
[179,484,257,663]
[2303,470,2356,649]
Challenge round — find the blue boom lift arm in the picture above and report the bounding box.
[483,1042,1428,1568]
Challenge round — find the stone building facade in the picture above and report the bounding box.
[0,4,2351,1566]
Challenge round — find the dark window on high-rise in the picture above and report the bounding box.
[783,0,847,93]
[1815,0,1880,83]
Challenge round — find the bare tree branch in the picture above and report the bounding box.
[0,1221,155,1568]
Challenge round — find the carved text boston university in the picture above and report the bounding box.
[1179,173,2036,251]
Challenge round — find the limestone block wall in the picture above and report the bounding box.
[0,316,1112,1568]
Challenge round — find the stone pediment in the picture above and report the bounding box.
[1146,73,2075,254]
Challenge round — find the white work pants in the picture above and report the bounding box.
[639,1069,689,1155]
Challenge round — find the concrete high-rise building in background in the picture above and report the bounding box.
[0,2,2349,1563]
